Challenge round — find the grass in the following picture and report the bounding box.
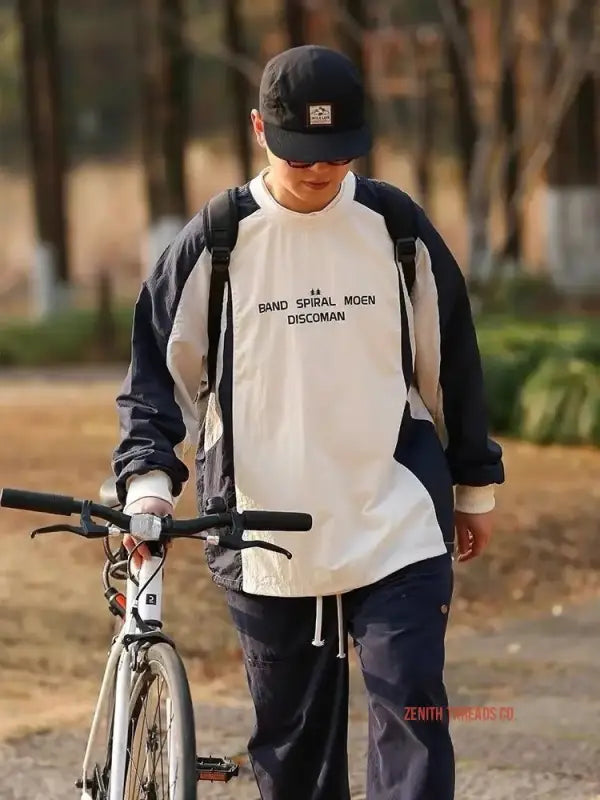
[0,305,133,366]
[475,313,600,356]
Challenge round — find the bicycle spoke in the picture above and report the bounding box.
[157,679,166,800]
[151,677,176,800]
[147,676,163,797]
[155,680,176,799]
[127,676,151,798]
[121,649,192,800]
[136,687,150,796]
[146,677,163,799]
[126,713,141,796]
[140,673,170,800]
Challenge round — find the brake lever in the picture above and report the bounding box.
[215,533,292,560]
[31,524,89,538]
[30,501,109,539]
[245,540,292,559]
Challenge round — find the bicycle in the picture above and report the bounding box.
[0,485,312,800]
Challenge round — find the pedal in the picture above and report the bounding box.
[196,756,239,782]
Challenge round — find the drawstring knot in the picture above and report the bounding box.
[312,594,346,658]
[312,596,325,647]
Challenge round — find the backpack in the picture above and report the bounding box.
[203,180,418,390]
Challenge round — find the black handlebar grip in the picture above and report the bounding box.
[240,510,312,532]
[0,488,81,516]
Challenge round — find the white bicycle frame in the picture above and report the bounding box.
[79,552,168,800]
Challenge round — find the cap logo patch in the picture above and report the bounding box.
[308,104,333,126]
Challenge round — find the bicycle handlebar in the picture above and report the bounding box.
[0,488,81,516]
[240,510,309,532]
[0,487,313,536]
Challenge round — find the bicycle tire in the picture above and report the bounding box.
[121,642,197,800]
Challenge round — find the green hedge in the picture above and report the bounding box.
[2,308,600,446]
[0,306,133,367]
[478,315,600,446]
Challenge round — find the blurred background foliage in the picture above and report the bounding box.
[1,0,599,446]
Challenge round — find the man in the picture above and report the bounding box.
[113,44,504,800]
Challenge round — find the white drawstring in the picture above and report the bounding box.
[336,594,346,659]
[311,594,346,658]
[312,596,325,646]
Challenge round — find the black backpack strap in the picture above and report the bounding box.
[204,188,239,391]
[374,181,418,296]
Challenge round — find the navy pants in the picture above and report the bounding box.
[226,552,454,800]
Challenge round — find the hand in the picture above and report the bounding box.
[454,510,494,562]
[123,497,173,569]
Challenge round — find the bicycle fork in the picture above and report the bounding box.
[109,556,164,800]
[78,557,164,800]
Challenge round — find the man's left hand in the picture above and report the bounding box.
[454,510,494,562]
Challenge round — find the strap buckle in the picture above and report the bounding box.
[211,246,231,270]
[394,237,416,265]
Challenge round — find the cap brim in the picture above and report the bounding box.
[263,121,372,163]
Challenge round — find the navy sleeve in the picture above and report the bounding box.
[112,214,206,505]
[415,205,505,487]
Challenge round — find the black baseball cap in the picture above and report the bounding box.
[259,45,372,163]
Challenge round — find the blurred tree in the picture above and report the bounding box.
[283,0,308,46]
[439,0,599,282]
[337,0,375,177]
[225,0,252,182]
[545,0,600,293]
[59,0,139,163]
[17,0,69,317]
[410,28,436,208]
[498,0,521,263]
[439,0,496,278]
[0,6,25,169]
[136,0,189,274]
[440,0,476,192]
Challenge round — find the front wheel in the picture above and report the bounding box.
[123,643,197,800]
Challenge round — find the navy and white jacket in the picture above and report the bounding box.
[113,170,504,598]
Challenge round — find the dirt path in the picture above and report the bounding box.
[1,596,600,800]
[1,374,600,797]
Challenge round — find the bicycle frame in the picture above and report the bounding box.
[80,555,166,800]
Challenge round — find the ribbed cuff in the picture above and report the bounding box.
[455,484,495,514]
[125,470,173,510]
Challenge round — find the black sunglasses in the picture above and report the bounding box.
[286,158,353,168]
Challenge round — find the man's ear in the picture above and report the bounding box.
[251,109,267,149]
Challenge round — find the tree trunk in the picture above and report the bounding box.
[136,0,189,274]
[439,0,494,279]
[17,0,69,318]
[545,0,600,293]
[467,133,495,282]
[283,0,307,47]
[440,0,477,195]
[414,40,435,209]
[547,74,600,292]
[338,0,375,177]
[498,0,521,263]
[225,0,252,183]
